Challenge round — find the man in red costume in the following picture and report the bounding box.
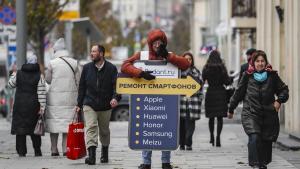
[121,29,190,169]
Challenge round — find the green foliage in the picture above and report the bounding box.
[78,0,151,57]
[79,0,123,57]
[27,0,68,68]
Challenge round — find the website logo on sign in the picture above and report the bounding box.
[73,128,84,133]
[144,68,176,77]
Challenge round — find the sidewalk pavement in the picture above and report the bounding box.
[0,117,298,169]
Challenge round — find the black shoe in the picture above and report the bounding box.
[138,164,151,169]
[100,146,108,163]
[259,165,267,169]
[51,152,59,156]
[186,146,192,151]
[162,163,173,169]
[210,135,215,146]
[85,146,96,165]
[34,149,42,156]
[18,153,26,157]
[179,145,185,150]
[216,136,221,147]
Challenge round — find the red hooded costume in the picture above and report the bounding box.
[121,29,190,77]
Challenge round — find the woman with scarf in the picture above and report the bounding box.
[228,50,289,169]
[8,54,46,157]
[179,52,203,151]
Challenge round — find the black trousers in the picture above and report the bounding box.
[248,134,272,167]
[16,135,41,155]
[179,117,196,147]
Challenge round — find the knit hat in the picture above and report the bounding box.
[26,54,37,64]
[53,38,66,52]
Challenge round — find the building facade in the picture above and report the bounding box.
[192,0,256,70]
[256,0,300,135]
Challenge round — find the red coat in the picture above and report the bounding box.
[121,29,190,77]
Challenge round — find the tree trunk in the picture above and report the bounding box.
[36,34,45,74]
[39,36,45,74]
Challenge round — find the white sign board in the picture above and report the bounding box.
[133,61,179,79]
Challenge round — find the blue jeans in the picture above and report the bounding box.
[142,150,171,164]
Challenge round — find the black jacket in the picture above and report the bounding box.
[238,63,249,83]
[11,64,41,135]
[229,72,289,141]
[202,64,231,118]
[77,61,121,111]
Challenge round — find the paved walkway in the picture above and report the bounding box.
[0,117,298,169]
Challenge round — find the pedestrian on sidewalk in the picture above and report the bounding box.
[202,50,232,147]
[45,38,80,156]
[238,48,256,83]
[179,52,203,151]
[121,28,190,169]
[228,50,289,169]
[8,54,46,157]
[75,44,121,165]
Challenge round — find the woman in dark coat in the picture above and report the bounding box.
[8,54,46,157]
[202,50,231,147]
[228,50,289,169]
[179,52,203,150]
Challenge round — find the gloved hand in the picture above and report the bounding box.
[140,71,155,80]
[157,44,169,59]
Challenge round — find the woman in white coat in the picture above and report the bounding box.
[45,38,80,156]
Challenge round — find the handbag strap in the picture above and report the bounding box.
[59,57,78,87]
[72,110,83,123]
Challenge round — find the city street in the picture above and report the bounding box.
[0,1,299,169]
[0,116,299,169]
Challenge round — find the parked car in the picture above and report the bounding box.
[0,85,15,120]
[111,94,129,121]
[0,89,7,117]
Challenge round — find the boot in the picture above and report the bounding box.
[34,148,42,156]
[210,134,214,146]
[100,146,108,163]
[216,136,221,147]
[138,164,151,169]
[85,146,96,165]
[162,163,173,169]
[259,165,267,169]
[186,146,192,151]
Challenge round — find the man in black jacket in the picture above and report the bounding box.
[238,48,256,83]
[75,44,120,165]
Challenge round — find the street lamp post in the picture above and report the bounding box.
[16,0,27,69]
[186,0,194,53]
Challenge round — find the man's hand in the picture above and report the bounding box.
[227,112,233,119]
[140,71,155,80]
[110,99,118,108]
[75,106,81,113]
[274,101,281,112]
[157,44,169,59]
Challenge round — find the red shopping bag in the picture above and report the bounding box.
[66,111,86,160]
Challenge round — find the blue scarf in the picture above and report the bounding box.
[253,71,267,82]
